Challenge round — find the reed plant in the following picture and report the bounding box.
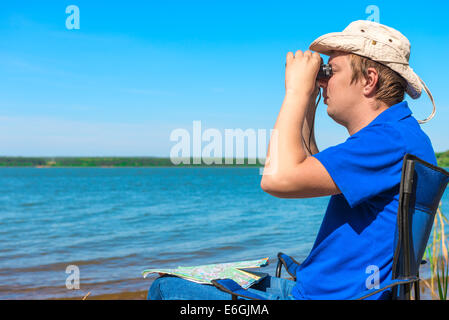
[422,204,449,300]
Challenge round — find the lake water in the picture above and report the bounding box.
[0,167,448,299]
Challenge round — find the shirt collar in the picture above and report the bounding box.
[369,101,412,126]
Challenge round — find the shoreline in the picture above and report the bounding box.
[55,290,149,300]
[0,153,447,168]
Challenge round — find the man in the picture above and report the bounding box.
[260,20,436,299]
[148,20,437,300]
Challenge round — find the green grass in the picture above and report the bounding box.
[422,206,449,300]
[436,150,449,168]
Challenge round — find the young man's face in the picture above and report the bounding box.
[318,51,362,126]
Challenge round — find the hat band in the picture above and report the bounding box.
[417,77,436,124]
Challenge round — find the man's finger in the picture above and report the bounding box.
[295,50,303,58]
[286,51,294,65]
[311,52,322,64]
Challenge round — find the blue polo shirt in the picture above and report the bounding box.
[292,101,437,300]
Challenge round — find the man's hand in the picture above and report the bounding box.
[285,50,321,97]
[260,49,340,199]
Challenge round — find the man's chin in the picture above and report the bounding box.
[326,104,335,118]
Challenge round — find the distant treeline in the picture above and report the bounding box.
[0,157,262,167]
[0,152,448,167]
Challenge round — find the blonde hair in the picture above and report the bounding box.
[348,53,407,107]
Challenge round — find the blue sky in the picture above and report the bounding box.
[0,1,448,157]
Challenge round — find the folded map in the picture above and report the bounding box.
[142,257,269,289]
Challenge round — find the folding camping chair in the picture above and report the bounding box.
[212,153,449,300]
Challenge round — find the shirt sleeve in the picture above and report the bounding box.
[312,123,406,208]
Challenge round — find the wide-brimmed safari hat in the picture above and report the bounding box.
[309,20,436,123]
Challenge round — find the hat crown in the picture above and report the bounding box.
[309,20,424,101]
[309,20,437,123]
[344,20,411,62]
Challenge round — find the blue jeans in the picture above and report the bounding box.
[148,275,297,300]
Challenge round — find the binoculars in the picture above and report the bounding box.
[284,62,333,80]
[317,64,333,80]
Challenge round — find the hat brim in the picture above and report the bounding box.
[309,33,422,99]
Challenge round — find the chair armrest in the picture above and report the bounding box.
[211,279,266,300]
[276,252,301,280]
[353,277,419,300]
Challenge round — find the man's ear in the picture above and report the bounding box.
[362,67,379,97]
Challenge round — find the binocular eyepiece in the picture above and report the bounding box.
[317,64,332,80]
